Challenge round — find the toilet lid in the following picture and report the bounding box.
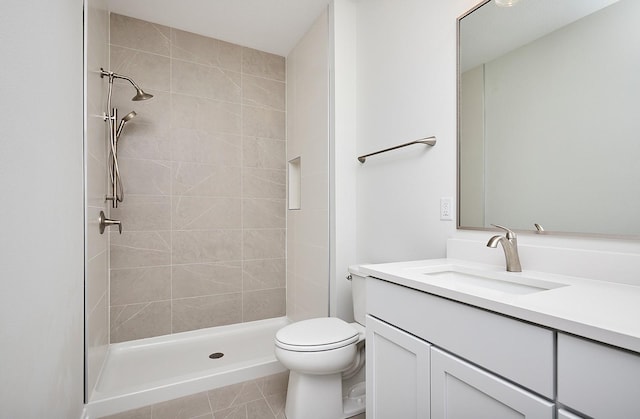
[275,318,359,352]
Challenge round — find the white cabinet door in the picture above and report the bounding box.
[366,315,431,419]
[557,333,640,419]
[431,348,554,419]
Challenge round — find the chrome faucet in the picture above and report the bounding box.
[486,224,522,272]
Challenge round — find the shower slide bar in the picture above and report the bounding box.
[100,68,153,208]
[357,136,436,164]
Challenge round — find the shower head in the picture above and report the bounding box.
[132,86,154,101]
[101,68,154,101]
[116,111,137,139]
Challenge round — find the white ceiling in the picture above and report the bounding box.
[107,0,332,56]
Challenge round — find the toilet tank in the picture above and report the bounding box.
[348,265,367,326]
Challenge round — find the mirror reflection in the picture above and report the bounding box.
[458,0,640,236]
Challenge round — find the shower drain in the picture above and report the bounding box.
[209,352,224,359]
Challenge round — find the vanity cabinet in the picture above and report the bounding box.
[557,333,640,419]
[431,348,554,419]
[366,315,430,418]
[366,278,556,419]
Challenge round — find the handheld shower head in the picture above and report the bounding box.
[116,111,137,139]
[122,110,137,122]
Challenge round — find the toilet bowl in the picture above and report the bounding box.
[275,267,367,419]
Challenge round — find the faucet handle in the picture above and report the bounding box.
[99,211,122,234]
[491,224,516,239]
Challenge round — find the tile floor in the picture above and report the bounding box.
[100,371,366,419]
[101,372,289,419]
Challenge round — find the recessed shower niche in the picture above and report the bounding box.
[288,157,301,210]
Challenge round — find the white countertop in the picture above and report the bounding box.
[360,258,640,353]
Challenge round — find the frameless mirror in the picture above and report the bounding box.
[458,0,640,237]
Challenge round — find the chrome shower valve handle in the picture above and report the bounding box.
[99,211,122,234]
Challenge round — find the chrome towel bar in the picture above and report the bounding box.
[357,136,436,163]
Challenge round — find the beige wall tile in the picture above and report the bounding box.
[172,60,241,103]
[242,75,285,111]
[172,162,241,197]
[110,266,171,305]
[243,258,285,291]
[243,229,286,260]
[242,106,285,139]
[175,135,239,169]
[110,301,172,343]
[243,137,285,170]
[172,196,241,230]
[116,122,171,161]
[171,94,241,134]
[86,250,108,312]
[171,29,241,71]
[110,231,171,269]
[87,207,108,260]
[297,209,329,248]
[242,47,285,81]
[171,129,241,166]
[111,195,171,231]
[118,158,171,195]
[172,230,242,264]
[295,242,329,286]
[108,15,289,342]
[110,13,170,56]
[242,168,285,199]
[243,199,285,229]
[172,262,242,299]
[110,46,170,92]
[243,288,285,322]
[87,293,108,354]
[297,276,328,319]
[300,173,328,210]
[172,293,242,333]
[111,89,171,129]
[86,113,107,169]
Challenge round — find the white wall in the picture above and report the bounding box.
[0,1,85,417]
[286,9,331,321]
[330,0,358,320]
[355,0,479,263]
[351,0,640,289]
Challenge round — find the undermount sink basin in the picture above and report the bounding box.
[419,266,569,295]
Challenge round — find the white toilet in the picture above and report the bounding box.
[274,266,367,419]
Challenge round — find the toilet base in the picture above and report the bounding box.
[284,371,365,419]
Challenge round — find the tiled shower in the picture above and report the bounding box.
[107,14,287,343]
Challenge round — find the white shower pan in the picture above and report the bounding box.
[87,317,289,418]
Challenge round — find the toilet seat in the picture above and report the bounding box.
[275,318,359,352]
